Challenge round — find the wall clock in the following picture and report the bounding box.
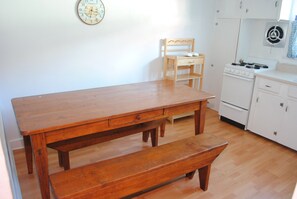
[77,0,105,25]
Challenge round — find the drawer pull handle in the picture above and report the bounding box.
[136,115,141,120]
[265,85,271,88]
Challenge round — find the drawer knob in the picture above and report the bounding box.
[265,85,271,88]
[136,115,141,120]
[280,103,284,107]
[273,131,277,136]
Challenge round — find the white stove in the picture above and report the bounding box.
[219,58,277,129]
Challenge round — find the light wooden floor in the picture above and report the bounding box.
[14,109,297,199]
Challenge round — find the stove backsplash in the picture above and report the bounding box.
[235,19,296,66]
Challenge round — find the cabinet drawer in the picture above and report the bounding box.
[258,78,281,94]
[288,85,297,99]
[109,109,164,127]
[177,58,204,66]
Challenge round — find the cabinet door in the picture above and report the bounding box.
[249,91,283,141]
[215,0,242,18]
[206,18,240,110]
[278,99,297,151]
[244,0,279,19]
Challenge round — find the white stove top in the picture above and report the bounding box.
[224,57,277,79]
[224,64,270,79]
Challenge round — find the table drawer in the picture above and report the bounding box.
[177,58,204,66]
[46,120,109,143]
[164,102,200,116]
[258,78,281,94]
[109,109,164,127]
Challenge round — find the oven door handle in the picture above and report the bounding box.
[224,73,253,82]
[222,102,244,112]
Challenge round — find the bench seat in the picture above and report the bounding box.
[48,119,166,170]
[50,134,227,199]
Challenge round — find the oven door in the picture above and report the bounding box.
[220,73,254,110]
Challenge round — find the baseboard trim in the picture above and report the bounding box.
[9,138,23,150]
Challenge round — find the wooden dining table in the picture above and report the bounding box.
[11,80,214,199]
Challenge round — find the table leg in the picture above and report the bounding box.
[23,136,33,174]
[31,134,50,199]
[194,100,207,135]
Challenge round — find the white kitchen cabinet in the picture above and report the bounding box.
[248,91,283,141]
[248,77,297,151]
[278,97,297,150]
[244,0,279,19]
[215,0,292,20]
[206,18,240,111]
[215,0,242,18]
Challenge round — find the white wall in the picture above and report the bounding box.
[237,18,297,65]
[0,0,216,149]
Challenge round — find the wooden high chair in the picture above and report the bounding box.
[162,38,205,123]
[163,38,205,90]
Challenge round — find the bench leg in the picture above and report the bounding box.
[58,151,64,167]
[143,129,159,147]
[150,128,159,147]
[198,165,211,191]
[61,152,70,170]
[142,131,150,142]
[186,170,196,179]
[160,122,166,137]
[23,136,33,174]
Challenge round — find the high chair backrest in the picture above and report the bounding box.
[163,38,195,57]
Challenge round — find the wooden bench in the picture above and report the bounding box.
[47,119,166,170]
[50,134,228,199]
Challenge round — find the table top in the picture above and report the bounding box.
[12,80,214,135]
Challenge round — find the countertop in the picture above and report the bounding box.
[256,70,297,86]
